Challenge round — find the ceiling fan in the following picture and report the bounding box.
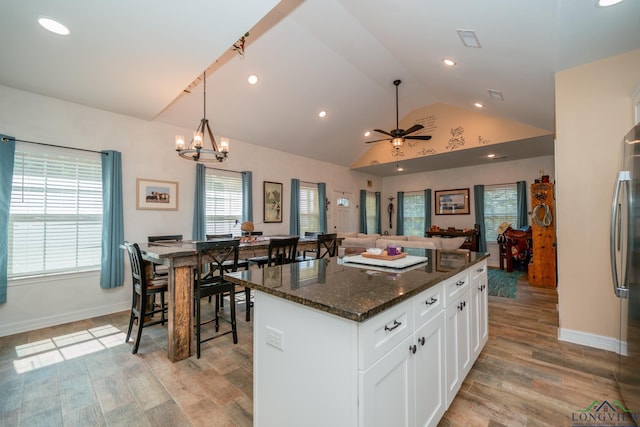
[365,79,432,148]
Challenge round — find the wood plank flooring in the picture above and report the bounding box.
[0,275,625,426]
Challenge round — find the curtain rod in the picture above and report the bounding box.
[2,136,108,155]
[205,166,246,174]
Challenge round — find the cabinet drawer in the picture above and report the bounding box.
[414,283,444,329]
[359,300,413,370]
[471,260,487,281]
[444,271,469,306]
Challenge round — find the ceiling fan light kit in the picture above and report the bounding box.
[365,79,432,148]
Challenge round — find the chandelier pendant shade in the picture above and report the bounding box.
[176,71,229,162]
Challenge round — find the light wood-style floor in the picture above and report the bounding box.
[0,275,624,426]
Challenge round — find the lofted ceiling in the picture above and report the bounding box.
[1,0,639,176]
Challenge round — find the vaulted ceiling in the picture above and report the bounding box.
[1,0,639,176]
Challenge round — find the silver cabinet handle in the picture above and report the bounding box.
[610,171,630,298]
[384,320,401,332]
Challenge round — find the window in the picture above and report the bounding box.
[8,145,103,278]
[299,182,319,234]
[484,184,517,242]
[205,172,243,237]
[403,192,425,236]
[365,192,377,233]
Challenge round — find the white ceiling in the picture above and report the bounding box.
[1,0,639,176]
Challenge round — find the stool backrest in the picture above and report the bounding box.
[195,239,240,282]
[267,237,299,266]
[317,233,338,259]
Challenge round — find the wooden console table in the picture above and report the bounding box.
[426,229,480,252]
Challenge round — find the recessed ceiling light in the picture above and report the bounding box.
[443,59,456,66]
[38,17,70,35]
[456,29,481,48]
[318,110,327,118]
[597,0,624,7]
[247,74,258,85]
[364,131,371,137]
[396,165,404,172]
[487,154,496,158]
[474,102,484,108]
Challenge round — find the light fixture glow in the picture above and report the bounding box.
[318,110,327,118]
[487,154,496,158]
[38,17,70,35]
[391,137,405,149]
[396,165,404,172]
[597,0,624,6]
[443,59,456,66]
[474,102,484,108]
[364,131,371,137]
[247,74,258,85]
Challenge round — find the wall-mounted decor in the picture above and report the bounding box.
[435,188,470,215]
[264,181,283,223]
[136,178,179,211]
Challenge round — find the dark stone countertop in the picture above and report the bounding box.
[225,249,489,322]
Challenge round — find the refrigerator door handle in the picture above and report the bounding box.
[610,171,630,299]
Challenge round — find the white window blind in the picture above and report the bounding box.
[484,184,518,242]
[8,146,103,278]
[205,172,243,237]
[403,192,425,236]
[366,192,377,233]
[299,183,320,234]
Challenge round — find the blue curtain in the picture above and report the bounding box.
[0,135,15,303]
[375,192,381,234]
[396,192,404,235]
[516,180,528,229]
[290,179,300,235]
[473,184,486,252]
[242,171,253,222]
[318,182,327,233]
[100,150,124,289]
[424,189,432,235]
[193,163,206,240]
[359,190,367,233]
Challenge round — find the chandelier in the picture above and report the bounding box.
[175,70,229,162]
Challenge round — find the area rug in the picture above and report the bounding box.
[487,268,524,298]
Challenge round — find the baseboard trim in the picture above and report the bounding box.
[558,327,624,354]
[0,302,130,338]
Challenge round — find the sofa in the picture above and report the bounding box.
[337,232,467,253]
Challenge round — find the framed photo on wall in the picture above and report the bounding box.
[136,178,179,211]
[264,181,283,223]
[435,188,470,215]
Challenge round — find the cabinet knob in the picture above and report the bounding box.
[384,320,402,332]
[426,297,438,305]
[418,336,426,346]
[409,344,417,354]
[456,280,465,287]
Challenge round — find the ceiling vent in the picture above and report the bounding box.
[488,89,504,101]
[456,29,481,48]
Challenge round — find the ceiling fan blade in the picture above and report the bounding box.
[365,138,390,144]
[400,124,424,136]
[405,135,432,141]
[373,128,393,137]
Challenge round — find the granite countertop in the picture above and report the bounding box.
[225,249,489,322]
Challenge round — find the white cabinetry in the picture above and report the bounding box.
[470,261,488,359]
[444,270,472,407]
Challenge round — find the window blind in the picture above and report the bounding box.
[9,147,103,278]
[365,192,377,233]
[484,184,518,242]
[299,183,319,234]
[403,192,425,236]
[205,172,243,237]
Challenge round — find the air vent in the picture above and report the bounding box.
[488,89,504,101]
[456,29,481,48]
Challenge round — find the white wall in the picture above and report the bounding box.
[0,84,380,337]
[383,155,555,267]
[555,49,640,352]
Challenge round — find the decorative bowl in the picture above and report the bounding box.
[366,248,383,255]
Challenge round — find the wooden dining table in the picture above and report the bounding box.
[136,236,323,362]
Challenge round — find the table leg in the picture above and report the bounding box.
[167,264,193,362]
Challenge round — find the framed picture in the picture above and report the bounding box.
[435,188,470,215]
[264,181,283,223]
[136,178,179,211]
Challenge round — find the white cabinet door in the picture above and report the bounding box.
[413,310,446,427]
[360,335,414,427]
[445,289,471,407]
[470,271,488,359]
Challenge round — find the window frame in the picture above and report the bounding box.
[204,170,243,237]
[299,182,320,235]
[483,183,518,243]
[402,191,425,236]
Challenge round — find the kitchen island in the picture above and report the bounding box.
[226,249,489,427]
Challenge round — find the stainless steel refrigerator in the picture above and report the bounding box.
[611,123,640,420]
